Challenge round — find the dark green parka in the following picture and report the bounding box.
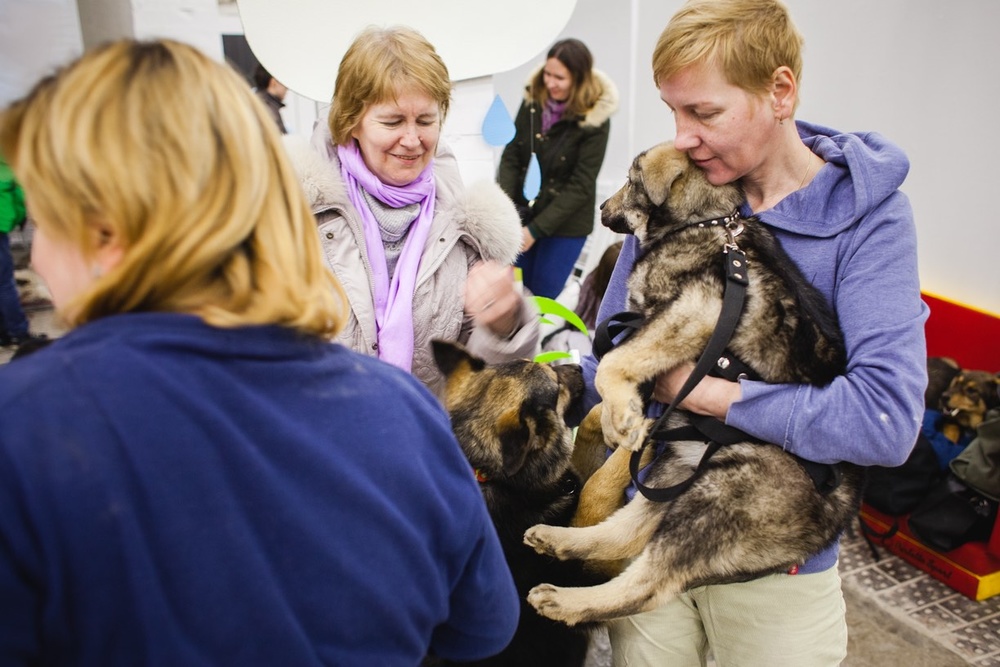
[497,69,618,239]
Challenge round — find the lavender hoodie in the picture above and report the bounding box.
[583,120,929,573]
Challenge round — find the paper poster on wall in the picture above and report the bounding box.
[235,0,577,102]
[482,94,516,147]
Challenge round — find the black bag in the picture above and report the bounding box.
[907,473,999,552]
[863,432,943,516]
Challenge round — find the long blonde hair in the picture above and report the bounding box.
[0,39,347,336]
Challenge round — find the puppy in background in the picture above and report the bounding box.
[940,369,1000,442]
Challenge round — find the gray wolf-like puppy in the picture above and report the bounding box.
[431,340,602,667]
[523,141,864,626]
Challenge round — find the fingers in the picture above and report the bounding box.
[651,363,739,420]
[466,261,522,336]
[520,227,535,253]
[466,261,514,312]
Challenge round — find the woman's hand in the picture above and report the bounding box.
[465,261,522,338]
[520,227,536,253]
[652,362,742,420]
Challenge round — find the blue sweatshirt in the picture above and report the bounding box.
[584,121,928,573]
[0,313,518,666]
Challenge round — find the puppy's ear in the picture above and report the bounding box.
[431,339,485,377]
[640,148,685,207]
[497,407,532,477]
[554,364,585,422]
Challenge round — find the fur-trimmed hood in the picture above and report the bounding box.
[442,180,522,265]
[282,133,346,211]
[281,133,521,265]
[521,66,619,129]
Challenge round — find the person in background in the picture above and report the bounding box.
[253,63,288,133]
[583,1,927,665]
[0,155,45,349]
[498,38,618,299]
[540,239,622,358]
[287,25,538,395]
[0,38,518,666]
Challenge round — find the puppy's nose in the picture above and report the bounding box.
[599,199,607,210]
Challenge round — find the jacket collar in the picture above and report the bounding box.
[281,134,522,266]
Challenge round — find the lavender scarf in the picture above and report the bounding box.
[337,142,436,372]
[542,98,568,133]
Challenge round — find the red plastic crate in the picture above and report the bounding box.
[860,294,1000,600]
[859,503,1000,601]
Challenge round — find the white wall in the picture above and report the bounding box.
[0,0,84,108]
[788,0,1000,315]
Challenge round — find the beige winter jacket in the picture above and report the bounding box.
[284,135,540,396]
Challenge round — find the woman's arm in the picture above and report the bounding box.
[463,260,540,363]
[726,196,928,467]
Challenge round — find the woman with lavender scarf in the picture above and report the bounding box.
[498,38,619,299]
[286,26,539,395]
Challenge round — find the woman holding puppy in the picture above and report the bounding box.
[584,0,927,664]
[0,39,518,665]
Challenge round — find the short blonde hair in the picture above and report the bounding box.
[0,39,347,336]
[328,26,452,145]
[652,0,804,99]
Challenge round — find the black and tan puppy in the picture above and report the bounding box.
[431,340,601,667]
[940,369,1000,442]
[522,141,864,626]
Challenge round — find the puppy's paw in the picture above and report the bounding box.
[600,395,650,452]
[524,524,563,558]
[527,584,580,625]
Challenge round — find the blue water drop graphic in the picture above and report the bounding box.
[482,94,516,146]
[523,153,541,201]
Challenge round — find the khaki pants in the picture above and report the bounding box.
[607,567,847,667]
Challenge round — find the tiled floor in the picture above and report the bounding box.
[839,521,1000,666]
[5,248,998,666]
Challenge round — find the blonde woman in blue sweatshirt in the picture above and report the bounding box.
[582,1,927,665]
[0,38,517,666]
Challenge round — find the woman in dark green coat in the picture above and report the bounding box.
[498,38,618,298]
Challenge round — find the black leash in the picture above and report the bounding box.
[595,212,842,502]
[628,233,752,503]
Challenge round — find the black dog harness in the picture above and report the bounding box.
[594,211,843,502]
